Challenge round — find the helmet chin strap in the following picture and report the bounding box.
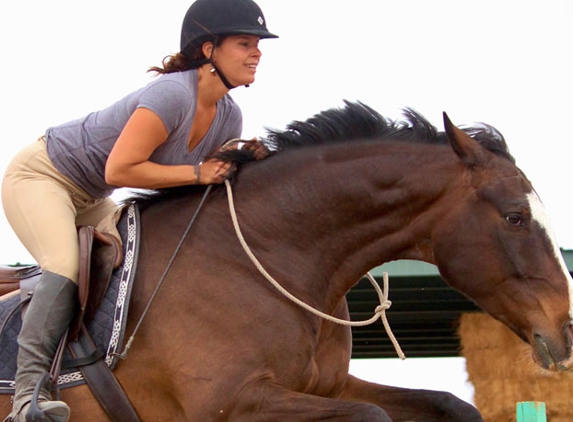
[210,62,238,90]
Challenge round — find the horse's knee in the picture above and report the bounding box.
[352,403,392,422]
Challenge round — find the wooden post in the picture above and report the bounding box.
[516,402,547,422]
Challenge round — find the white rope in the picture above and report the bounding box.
[224,180,405,360]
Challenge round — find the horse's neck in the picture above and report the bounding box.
[237,143,461,307]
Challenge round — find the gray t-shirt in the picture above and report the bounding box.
[46,69,242,198]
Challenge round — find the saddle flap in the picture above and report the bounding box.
[69,227,123,341]
[86,231,122,323]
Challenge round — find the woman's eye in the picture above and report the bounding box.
[505,213,524,227]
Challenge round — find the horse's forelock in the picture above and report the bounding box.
[460,124,515,163]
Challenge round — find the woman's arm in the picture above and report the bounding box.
[105,107,233,189]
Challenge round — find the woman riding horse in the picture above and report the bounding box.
[1,1,276,420]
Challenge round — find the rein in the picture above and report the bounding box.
[224,180,406,360]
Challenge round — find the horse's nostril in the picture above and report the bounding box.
[567,323,573,346]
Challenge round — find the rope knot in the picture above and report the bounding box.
[375,300,392,314]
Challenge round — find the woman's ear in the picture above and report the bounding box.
[201,41,214,60]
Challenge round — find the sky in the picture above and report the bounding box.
[1,0,572,407]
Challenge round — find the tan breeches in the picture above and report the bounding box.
[1,138,121,283]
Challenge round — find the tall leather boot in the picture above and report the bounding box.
[7,271,77,422]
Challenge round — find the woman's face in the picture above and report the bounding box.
[211,35,262,86]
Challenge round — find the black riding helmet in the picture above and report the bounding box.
[181,0,278,89]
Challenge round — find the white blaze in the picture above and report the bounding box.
[527,192,573,320]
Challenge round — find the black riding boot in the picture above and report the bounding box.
[7,271,77,422]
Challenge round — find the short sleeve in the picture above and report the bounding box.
[137,79,194,135]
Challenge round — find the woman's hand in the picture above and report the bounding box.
[193,160,236,185]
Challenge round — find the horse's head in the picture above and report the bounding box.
[432,113,573,371]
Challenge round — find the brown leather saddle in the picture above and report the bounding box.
[0,226,140,421]
[0,266,41,298]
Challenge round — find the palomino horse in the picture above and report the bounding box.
[2,101,572,421]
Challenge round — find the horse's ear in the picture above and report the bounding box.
[443,112,488,168]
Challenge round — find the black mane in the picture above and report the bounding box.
[267,101,440,150]
[215,100,514,164]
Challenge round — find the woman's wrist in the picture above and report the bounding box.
[193,164,201,184]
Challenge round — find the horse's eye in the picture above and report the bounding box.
[505,213,524,227]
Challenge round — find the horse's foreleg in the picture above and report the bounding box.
[339,374,484,422]
[231,383,392,422]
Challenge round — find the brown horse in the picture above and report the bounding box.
[3,101,572,421]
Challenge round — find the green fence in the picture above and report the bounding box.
[516,402,546,422]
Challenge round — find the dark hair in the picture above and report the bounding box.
[148,36,231,75]
[148,47,203,74]
[148,53,191,74]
